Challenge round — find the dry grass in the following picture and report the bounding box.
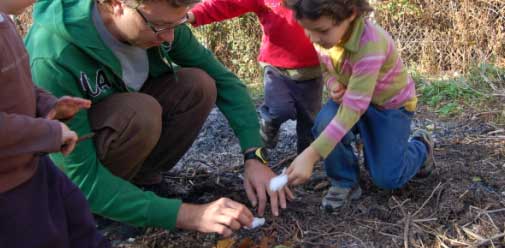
[15,1,505,76]
[375,0,505,74]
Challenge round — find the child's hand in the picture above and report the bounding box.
[59,122,78,156]
[286,146,321,185]
[330,83,346,104]
[46,96,91,121]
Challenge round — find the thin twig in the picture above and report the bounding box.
[404,214,412,248]
[472,232,505,247]
[392,196,409,217]
[483,211,500,232]
[412,218,438,223]
[485,208,505,214]
[295,219,304,239]
[413,182,443,217]
[462,226,486,241]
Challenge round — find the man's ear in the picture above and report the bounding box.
[110,0,126,16]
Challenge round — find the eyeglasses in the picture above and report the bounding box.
[135,8,188,36]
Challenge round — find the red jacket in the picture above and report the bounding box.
[191,0,320,69]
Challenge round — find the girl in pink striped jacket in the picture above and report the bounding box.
[284,0,434,209]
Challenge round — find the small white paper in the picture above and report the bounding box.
[269,168,288,192]
[245,217,265,229]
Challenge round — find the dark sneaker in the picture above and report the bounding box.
[321,185,362,210]
[259,118,280,149]
[412,129,435,178]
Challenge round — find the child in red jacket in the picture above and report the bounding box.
[188,0,324,153]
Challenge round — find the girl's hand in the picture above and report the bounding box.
[286,146,321,185]
[330,83,346,104]
[46,96,91,121]
[59,122,78,156]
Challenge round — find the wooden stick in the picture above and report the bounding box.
[404,214,412,248]
[413,182,443,217]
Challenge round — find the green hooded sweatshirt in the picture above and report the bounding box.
[25,0,262,230]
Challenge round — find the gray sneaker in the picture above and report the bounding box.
[321,185,362,210]
[412,129,435,178]
[259,118,280,149]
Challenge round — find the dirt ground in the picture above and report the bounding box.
[97,105,505,248]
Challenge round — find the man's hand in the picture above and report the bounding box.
[46,96,91,121]
[176,198,253,237]
[60,122,78,156]
[286,146,321,185]
[243,159,295,217]
[330,83,346,104]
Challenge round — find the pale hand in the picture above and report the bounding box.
[286,146,321,185]
[330,83,346,104]
[175,198,253,237]
[46,96,91,121]
[243,159,295,217]
[60,122,78,156]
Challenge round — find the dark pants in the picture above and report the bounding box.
[259,66,323,152]
[0,156,109,248]
[313,101,427,190]
[88,68,217,183]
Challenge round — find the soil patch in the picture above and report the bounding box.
[103,107,505,247]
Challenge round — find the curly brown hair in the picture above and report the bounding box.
[283,0,373,24]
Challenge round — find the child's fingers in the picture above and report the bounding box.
[71,97,92,108]
[59,96,91,109]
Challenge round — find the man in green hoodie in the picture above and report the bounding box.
[26,0,294,236]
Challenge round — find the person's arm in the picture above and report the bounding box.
[286,50,384,185]
[0,111,61,158]
[34,86,58,118]
[169,25,262,151]
[311,53,382,158]
[168,26,296,217]
[31,59,182,230]
[190,0,260,27]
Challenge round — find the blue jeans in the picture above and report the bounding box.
[259,66,323,152]
[312,100,428,190]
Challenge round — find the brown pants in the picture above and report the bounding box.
[88,68,217,183]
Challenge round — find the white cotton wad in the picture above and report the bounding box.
[269,168,288,192]
[244,217,265,229]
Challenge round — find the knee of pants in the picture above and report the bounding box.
[122,94,163,148]
[177,68,217,105]
[312,101,340,136]
[90,93,163,151]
